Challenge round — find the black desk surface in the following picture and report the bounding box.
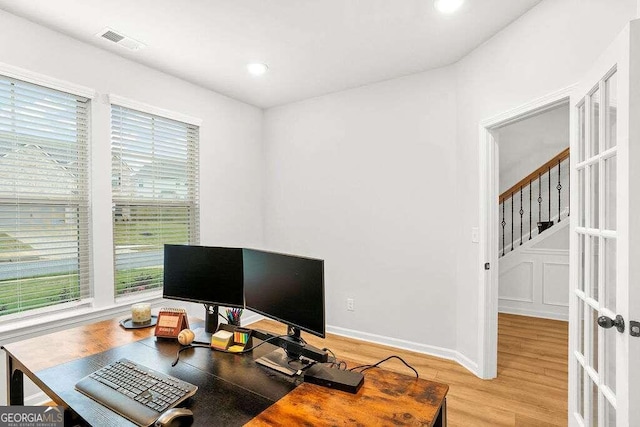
[36,336,299,426]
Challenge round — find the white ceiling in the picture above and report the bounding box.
[497,104,569,171]
[0,0,542,108]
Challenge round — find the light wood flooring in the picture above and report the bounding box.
[253,313,568,426]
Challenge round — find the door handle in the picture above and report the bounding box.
[597,314,625,333]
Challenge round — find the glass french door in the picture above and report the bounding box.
[569,20,639,427]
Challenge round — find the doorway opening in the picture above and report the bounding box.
[477,86,574,380]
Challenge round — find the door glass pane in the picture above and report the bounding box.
[605,398,616,427]
[604,156,616,230]
[604,238,616,312]
[589,306,599,373]
[590,88,600,156]
[578,362,585,419]
[590,378,599,427]
[590,236,599,301]
[604,328,616,394]
[578,299,585,355]
[579,234,586,292]
[605,72,617,150]
[579,169,586,227]
[579,102,586,161]
[590,163,600,228]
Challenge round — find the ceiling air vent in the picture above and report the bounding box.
[96,28,145,51]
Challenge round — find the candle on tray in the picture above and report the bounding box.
[131,303,151,324]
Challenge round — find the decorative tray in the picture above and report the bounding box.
[119,315,158,329]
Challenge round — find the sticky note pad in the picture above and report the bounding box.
[211,330,233,350]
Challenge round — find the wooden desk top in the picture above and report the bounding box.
[3,318,152,372]
[3,317,448,426]
[247,368,448,426]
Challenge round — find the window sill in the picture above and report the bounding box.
[0,292,164,345]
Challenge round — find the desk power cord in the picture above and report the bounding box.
[171,334,290,367]
[321,347,348,370]
[348,355,419,378]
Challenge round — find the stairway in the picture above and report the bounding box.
[498,149,570,320]
[499,148,569,257]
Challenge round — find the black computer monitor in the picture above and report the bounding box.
[243,248,325,339]
[163,244,244,334]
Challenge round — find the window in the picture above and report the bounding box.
[111,105,199,297]
[0,75,89,318]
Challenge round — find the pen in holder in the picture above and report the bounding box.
[226,308,243,327]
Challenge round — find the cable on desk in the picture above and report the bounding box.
[172,334,291,367]
[287,358,317,376]
[348,355,419,378]
[322,347,347,370]
[172,344,210,366]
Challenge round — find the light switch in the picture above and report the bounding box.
[471,227,479,243]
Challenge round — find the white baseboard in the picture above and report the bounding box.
[454,350,479,375]
[499,306,568,321]
[326,325,479,377]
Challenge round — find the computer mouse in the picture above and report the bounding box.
[154,407,194,427]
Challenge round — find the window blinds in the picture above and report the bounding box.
[0,76,90,318]
[111,105,199,297]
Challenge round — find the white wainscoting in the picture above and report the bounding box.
[498,222,569,320]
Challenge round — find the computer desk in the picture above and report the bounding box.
[2,317,448,426]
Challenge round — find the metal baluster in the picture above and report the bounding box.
[501,202,506,257]
[548,166,551,222]
[557,159,562,222]
[520,186,524,245]
[538,172,542,224]
[529,179,532,240]
[511,192,514,251]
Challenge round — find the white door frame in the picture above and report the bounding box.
[477,85,575,379]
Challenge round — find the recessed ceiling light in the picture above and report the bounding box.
[247,63,269,76]
[434,0,464,14]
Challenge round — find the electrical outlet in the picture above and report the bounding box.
[347,298,355,311]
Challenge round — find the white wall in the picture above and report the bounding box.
[499,222,569,320]
[262,0,636,373]
[0,9,263,402]
[453,0,636,367]
[496,104,569,194]
[263,68,459,353]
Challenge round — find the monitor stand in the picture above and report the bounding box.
[255,348,299,376]
[255,326,327,375]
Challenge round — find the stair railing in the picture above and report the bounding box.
[499,148,570,257]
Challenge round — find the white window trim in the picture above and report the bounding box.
[108,94,202,126]
[0,73,94,328]
[0,61,96,99]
